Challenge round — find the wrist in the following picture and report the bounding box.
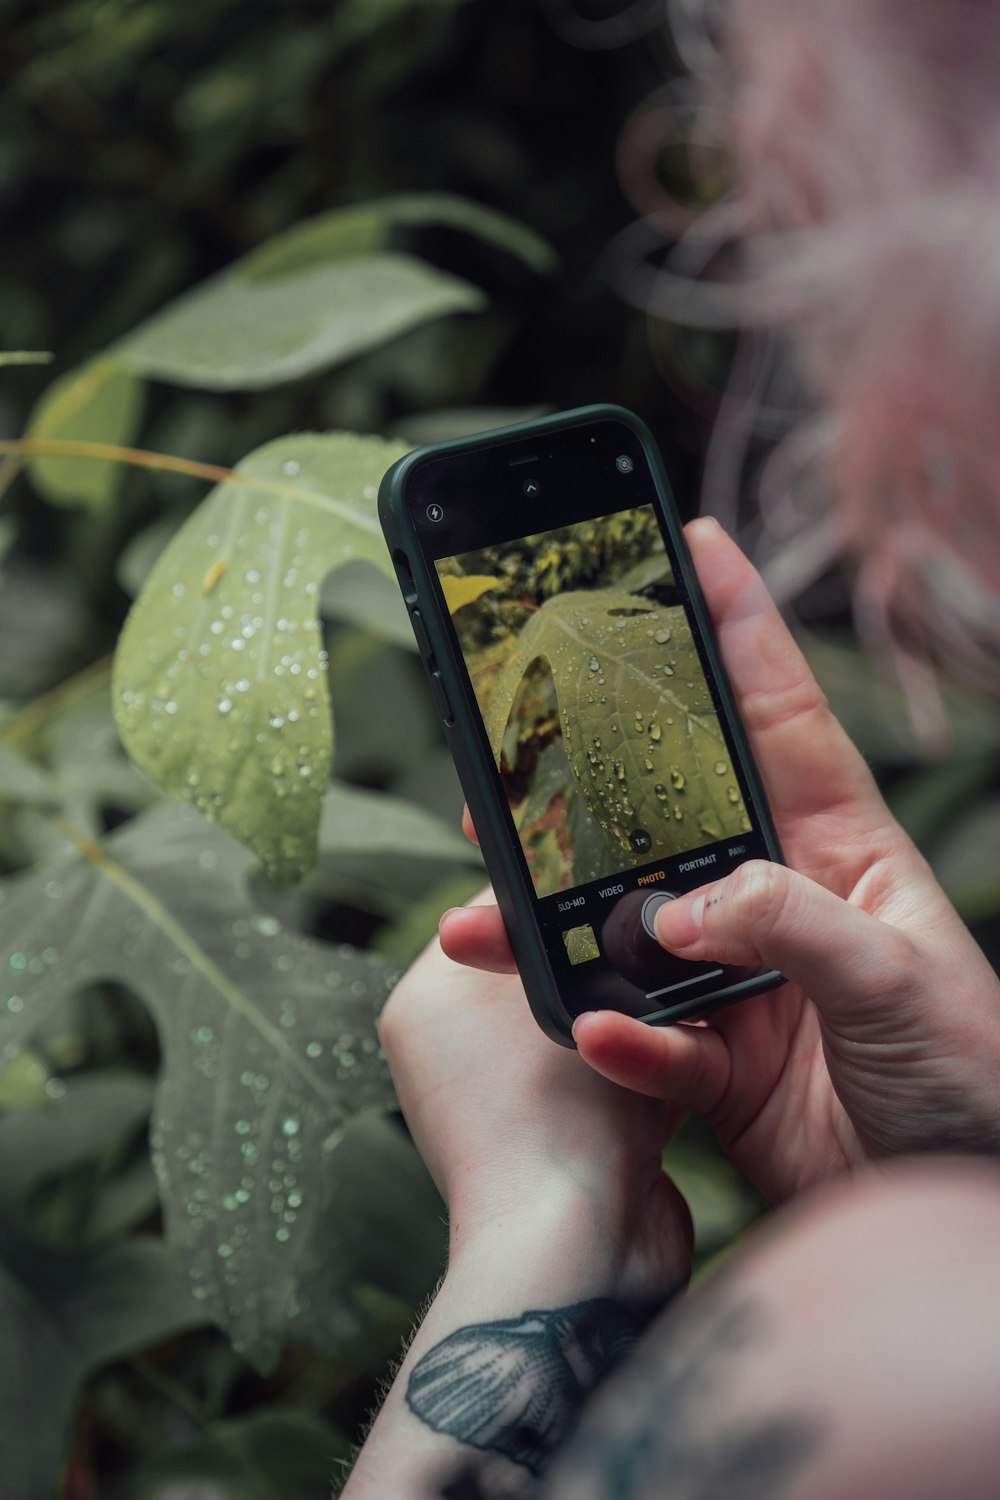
[447,1171,692,1305]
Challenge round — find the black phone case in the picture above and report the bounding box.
[378,404,785,1046]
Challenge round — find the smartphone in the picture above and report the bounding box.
[378,405,784,1047]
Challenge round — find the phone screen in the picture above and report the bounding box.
[408,415,775,1020]
[435,502,751,901]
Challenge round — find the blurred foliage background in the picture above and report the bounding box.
[0,1,998,1496]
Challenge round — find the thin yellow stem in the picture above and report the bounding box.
[0,438,235,486]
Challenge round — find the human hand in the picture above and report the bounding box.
[378,891,692,1295]
[441,520,1000,1206]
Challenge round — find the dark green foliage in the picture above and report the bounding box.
[0,4,997,1497]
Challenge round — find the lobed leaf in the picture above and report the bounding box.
[483,589,751,864]
[0,802,400,1355]
[286,1111,446,1359]
[113,431,409,882]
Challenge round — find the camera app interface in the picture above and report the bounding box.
[435,503,751,902]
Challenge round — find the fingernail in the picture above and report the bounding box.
[655,892,705,950]
[571,1011,597,1042]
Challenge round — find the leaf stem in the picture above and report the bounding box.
[0,438,235,486]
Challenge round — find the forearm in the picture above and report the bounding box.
[339,1186,683,1500]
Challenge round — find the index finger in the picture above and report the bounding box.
[686,518,903,874]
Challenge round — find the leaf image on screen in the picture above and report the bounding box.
[439,507,750,897]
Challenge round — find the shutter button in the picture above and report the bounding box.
[640,892,675,940]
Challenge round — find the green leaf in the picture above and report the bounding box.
[514,740,573,830]
[0,802,400,1353]
[113,431,409,883]
[26,357,145,511]
[120,1410,352,1500]
[662,1135,762,1257]
[483,589,751,865]
[117,516,180,597]
[287,1111,446,1358]
[328,632,438,784]
[927,796,1000,922]
[799,632,1000,763]
[0,1233,201,1500]
[0,744,56,804]
[0,1071,154,1209]
[240,192,556,281]
[886,752,998,850]
[115,250,486,391]
[370,869,485,964]
[0,1050,49,1110]
[320,559,416,650]
[320,780,480,863]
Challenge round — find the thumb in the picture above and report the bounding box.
[655,861,916,1034]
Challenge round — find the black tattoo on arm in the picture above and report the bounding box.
[403,1294,674,1496]
[544,1294,823,1500]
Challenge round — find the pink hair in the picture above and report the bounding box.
[641,1,1000,736]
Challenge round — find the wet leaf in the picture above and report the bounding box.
[114,247,486,390]
[482,589,750,865]
[113,431,409,883]
[26,357,145,512]
[0,1233,201,1500]
[287,1111,446,1357]
[0,802,400,1354]
[440,573,501,615]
